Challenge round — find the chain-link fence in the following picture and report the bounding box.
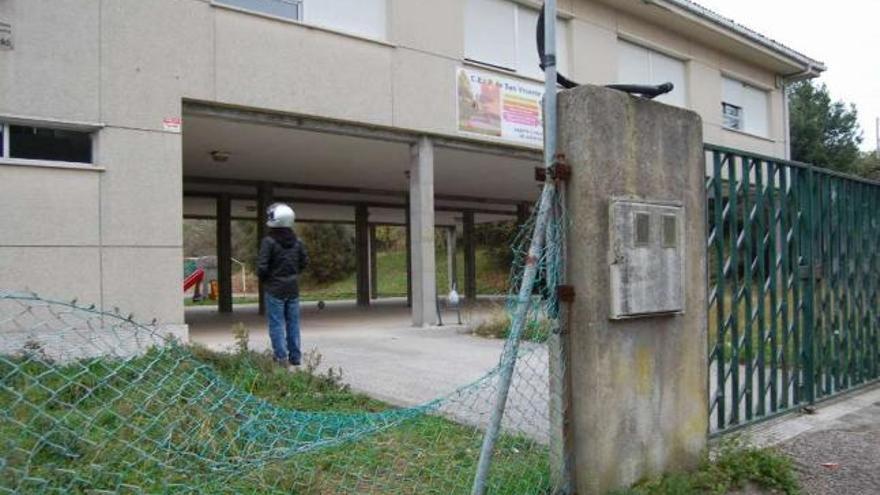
[0,190,570,494]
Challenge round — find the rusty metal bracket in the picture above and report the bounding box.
[556,285,575,303]
[535,154,571,182]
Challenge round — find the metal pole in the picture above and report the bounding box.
[471,2,558,493]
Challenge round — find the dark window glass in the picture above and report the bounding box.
[0,125,4,157]
[663,215,677,248]
[634,212,651,246]
[722,102,743,131]
[9,125,92,163]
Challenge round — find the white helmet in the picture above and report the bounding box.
[266,203,295,228]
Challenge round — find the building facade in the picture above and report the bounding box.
[0,0,823,329]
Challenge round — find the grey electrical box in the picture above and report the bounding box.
[609,199,685,319]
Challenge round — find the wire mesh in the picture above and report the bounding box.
[0,192,570,494]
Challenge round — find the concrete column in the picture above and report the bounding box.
[559,85,708,494]
[256,183,273,315]
[216,193,233,314]
[355,204,370,307]
[446,227,457,293]
[405,196,413,308]
[409,137,437,326]
[463,210,477,301]
[369,225,379,299]
[516,202,531,226]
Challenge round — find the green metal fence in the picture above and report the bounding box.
[706,144,880,433]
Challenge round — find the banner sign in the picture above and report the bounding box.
[456,68,543,146]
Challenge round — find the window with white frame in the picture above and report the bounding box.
[617,39,688,108]
[464,0,569,80]
[215,0,302,22]
[305,0,386,40]
[214,0,386,40]
[722,76,769,137]
[0,122,93,165]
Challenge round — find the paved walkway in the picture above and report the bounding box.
[187,299,552,442]
[744,385,880,494]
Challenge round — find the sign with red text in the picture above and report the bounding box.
[456,68,543,146]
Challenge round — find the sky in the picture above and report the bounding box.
[695,0,880,151]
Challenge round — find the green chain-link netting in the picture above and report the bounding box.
[0,191,568,494]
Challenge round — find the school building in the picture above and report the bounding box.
[0,0,824,334]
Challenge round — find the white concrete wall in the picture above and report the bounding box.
[0,0,799,324]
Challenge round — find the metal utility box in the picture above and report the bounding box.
[609,199,685,319]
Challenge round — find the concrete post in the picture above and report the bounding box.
[409,137,437,326]
[463,210,477,301]
[558,85,708,494]
[216,193,233,314]
[355,204,370,307]
[256,182,273,315]
[516,202,531,227]
[446,227,457,293]
[370,224,379,299]
[405,198,413,308]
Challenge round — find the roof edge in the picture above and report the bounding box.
[653,0,827,76]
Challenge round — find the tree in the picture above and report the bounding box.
[298,223,356,284]
[856,151,880,180]
[789,80,862,173]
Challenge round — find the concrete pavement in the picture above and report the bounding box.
[187,299,553,442]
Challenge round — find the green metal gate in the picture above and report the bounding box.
[706,144,880,433]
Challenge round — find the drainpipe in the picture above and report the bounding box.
[781,64,816,160]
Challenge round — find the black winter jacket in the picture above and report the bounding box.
[257,229,309,299]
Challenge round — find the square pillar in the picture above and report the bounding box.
[409,137,437,326]
[216,193,233,314]
[462,210,477,301]
[405,198,413,307]
[446,227,457,293]
[370,225,379,299]
[559,85,708,494]
[355,204,370,307]
[516,202,531,226]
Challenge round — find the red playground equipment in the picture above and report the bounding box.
[183,268,205,292]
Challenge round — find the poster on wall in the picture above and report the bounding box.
[456,68,544,146]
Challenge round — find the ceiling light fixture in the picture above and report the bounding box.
[210,150,231,163]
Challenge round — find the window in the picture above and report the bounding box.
[0,123,93,164]
[722,102,743,131]
[215,0,302,21]
[722,76,769,137]
[464,0,569,80]
[662,215,677,248]
[617,40,687,108]
[214,0,386,39]
[304,0,386,40]
[635,212,651,246]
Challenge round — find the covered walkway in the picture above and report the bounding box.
[181,102,540,327]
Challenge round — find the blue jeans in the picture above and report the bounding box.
[266,294,301,365]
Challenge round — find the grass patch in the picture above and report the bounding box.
[470,307,552,344]
[612,439,799,495]
[1,343,550,494]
